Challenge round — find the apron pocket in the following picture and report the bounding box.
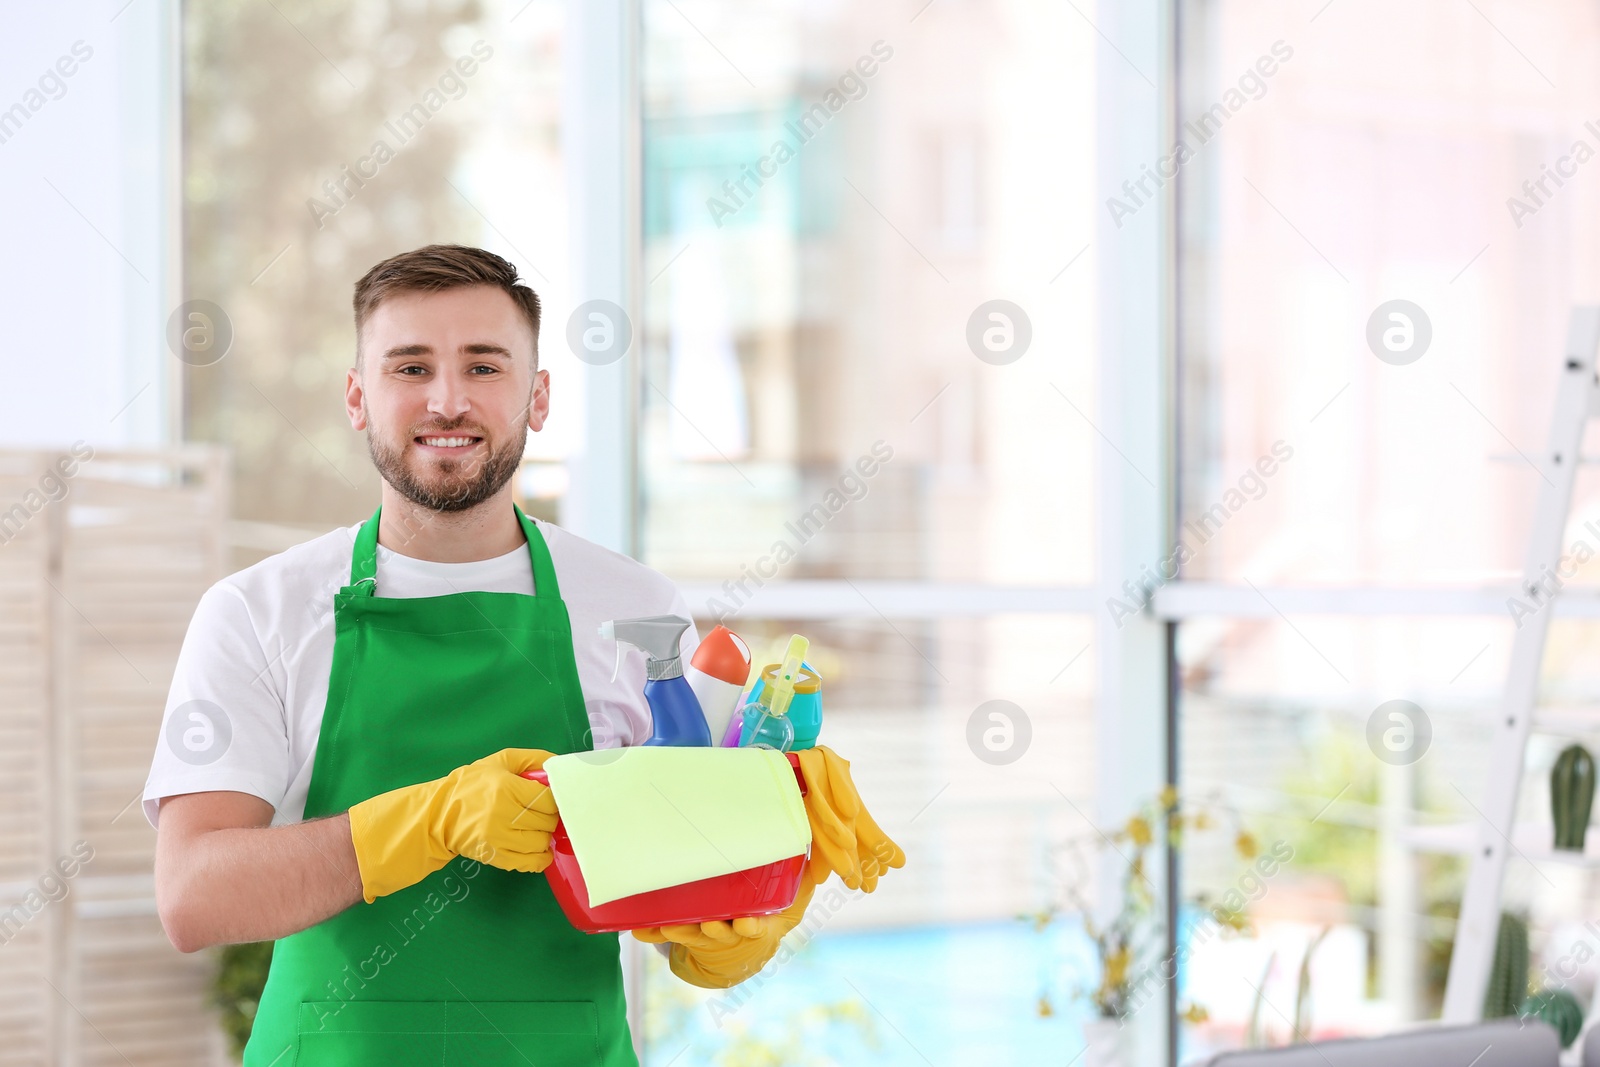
[295,999,599,1066]
[443,1000,600,1065]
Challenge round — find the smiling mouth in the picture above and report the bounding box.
[415,435,483,450]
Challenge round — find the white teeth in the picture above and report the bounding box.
[421,436,475,447]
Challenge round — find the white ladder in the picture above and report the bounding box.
[1442,306,1600,1021]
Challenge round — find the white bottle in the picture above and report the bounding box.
[685,625,752,746]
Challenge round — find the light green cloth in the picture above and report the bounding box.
[543,746,812,907]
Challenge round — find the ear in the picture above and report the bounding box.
[346,367,367,430]
[528,369,551,432]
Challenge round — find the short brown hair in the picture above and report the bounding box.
[352,244,541,365]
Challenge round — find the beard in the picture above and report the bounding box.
[366,415,526,513]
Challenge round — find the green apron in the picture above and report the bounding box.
[245,506,636,1066]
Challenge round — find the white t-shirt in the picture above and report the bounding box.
[142,520,698,828]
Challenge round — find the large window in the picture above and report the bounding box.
[1176,0,1600,1057]
[636,0,1101,1062]
[638,0,1096,586]
[1176,0,1600,587]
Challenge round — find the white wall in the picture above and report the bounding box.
[0,0,178,450]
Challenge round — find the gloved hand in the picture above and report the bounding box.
[795,746,905,892]
[632,869,817,988]
[347,747,559,903]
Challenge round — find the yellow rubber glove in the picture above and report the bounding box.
[795,746,906,892]
[347,747,559,903]
[632,870,817,988]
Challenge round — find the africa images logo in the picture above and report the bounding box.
[165,699,233,766]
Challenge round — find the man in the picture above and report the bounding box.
[146,245,814,1065]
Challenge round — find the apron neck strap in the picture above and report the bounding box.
[350,508,381,594]
[514,504,562,601]
[348,505,561,600]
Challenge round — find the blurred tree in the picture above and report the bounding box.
[183,0,486,551]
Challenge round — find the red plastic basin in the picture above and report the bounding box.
[522,751,808,934]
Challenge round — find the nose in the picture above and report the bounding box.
[425,371,472,421]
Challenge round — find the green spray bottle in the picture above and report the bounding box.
[739,634,809,751]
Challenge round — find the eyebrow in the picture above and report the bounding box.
[381,342,515,360]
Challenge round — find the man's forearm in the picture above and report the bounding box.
[156,804,364,952]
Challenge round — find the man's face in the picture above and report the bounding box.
[345,285,548,513]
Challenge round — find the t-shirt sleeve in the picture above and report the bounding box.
[142,582,293,827]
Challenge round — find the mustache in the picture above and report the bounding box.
[408,418,489,438]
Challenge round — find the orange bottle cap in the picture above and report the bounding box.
[690,625,752,685]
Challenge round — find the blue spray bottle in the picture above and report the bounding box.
[599,615,713,747]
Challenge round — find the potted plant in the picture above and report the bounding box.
[1032,787,1256,1066]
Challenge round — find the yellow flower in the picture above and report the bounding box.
[1159,785,1179,810]
[1126,815,1153,847]
[1181,1003,1210,1025]
[1194,811,1213,830]
[1235,831,1258,859]
[1104,946,1131,987]
[1038,995,1055,1017]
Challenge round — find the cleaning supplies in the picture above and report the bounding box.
[794,745,906,892]
[599,615,712,747]
[740,661,823,750]
[539,747,810,905]
[719,711,746,748]
[632,868,818,989]
[524,753,811,932]
[738,635,808,752]
[687,625,753,749]
[348,748,559,902]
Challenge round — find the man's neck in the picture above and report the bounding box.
[375,484,526,563]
